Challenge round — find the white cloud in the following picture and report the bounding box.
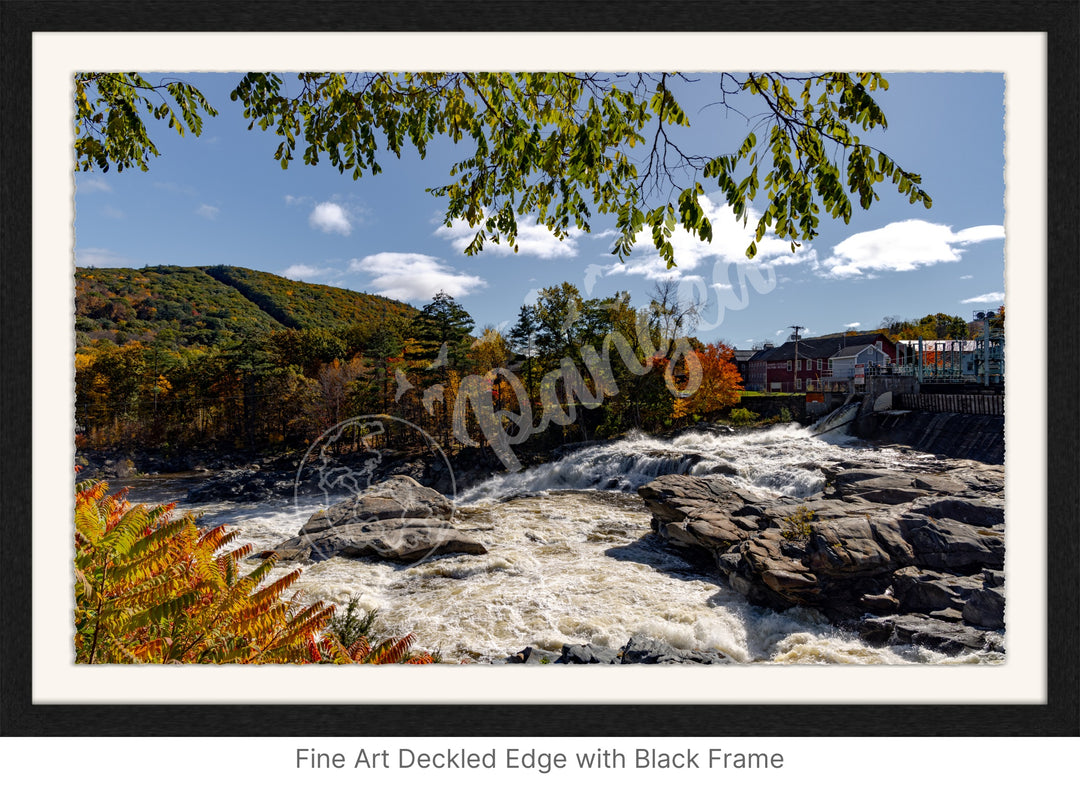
[607,195,815,280]
[952,225,1006,244]
[196,204,220,220]
[844,322,861,328]
[349,253,486,301]
[102,206,125,220]
[284,194,309,206]
[435,215,581,259]
[78,177,112,194]
[309,202,352,236]
[283,264,337,281]
[960,275,974,280]
[816,220,1005,279]
[961,292,1005,304]
[76,248,136,268]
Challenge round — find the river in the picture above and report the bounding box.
[117,423,1001,665]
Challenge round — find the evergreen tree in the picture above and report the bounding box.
[408,291,475,368]
[507,304,539,399]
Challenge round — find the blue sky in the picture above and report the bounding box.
[74,72,1006,348]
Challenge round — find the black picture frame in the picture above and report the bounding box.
[1,1,1077,738]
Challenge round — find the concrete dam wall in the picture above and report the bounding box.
[854,408,1005,465]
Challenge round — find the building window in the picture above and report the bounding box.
[795,378,802,390]
[787,360,792,371]
[827,359,833,371]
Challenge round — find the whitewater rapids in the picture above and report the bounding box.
[123,423,1000,664]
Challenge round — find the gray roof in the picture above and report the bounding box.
[829,343,882,360]
[748,332,890,363]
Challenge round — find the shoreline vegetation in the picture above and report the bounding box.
[74,474,437,665]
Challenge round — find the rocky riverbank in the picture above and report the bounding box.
[637,459,1005,655]
[489,636,733,665]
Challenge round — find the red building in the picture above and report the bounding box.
[746,332,896,392]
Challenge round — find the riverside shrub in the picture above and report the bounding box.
[729,407,759,426]
[74,477,432,664]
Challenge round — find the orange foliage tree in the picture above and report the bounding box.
[672,342,743,423]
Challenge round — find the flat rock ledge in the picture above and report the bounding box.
[256,476,487,564]
[490,635,733,665]
[638,461,1005,656]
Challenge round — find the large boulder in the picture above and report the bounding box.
[260,476,485,564]
[300,475,453,534]
[266,518,487,563]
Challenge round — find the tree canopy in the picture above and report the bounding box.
[881,311,972,340]
[74,71,931,268]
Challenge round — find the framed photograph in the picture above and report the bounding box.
[2,1,1077,745]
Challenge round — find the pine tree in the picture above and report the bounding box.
[507,304,539,400]
[407,291,475,369]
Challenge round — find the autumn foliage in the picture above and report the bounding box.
[76,270,747,462]
[671,342,744,422]
[74,477,433,664]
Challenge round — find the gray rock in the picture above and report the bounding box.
[808,517,897,577]
[556,644,620,664]
[258,477,485,564]
[929,608,965,622]
[910,498,1004,528]
[657,516,749,554]
[301,475,453,534]
[831,469,965,505]
[858,613,998,655]
[504,646,560,664]
[901,518,1004,572]
[962,586,1006,629]
[891,567,983,614]
[638,475,761,527]
[618,635,731,665]
[860,593,900,614]
[638,459,1006,654]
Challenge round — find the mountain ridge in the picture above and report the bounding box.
[75,264,419,348]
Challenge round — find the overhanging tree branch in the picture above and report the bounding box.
[74,70,931,266]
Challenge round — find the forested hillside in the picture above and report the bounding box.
[74,269,744,462]
[75,265,418,349]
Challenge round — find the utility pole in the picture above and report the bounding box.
[789,324,804,391]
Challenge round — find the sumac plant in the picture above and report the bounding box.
[74,477,432,664]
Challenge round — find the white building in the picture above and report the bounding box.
[829,343,891,380]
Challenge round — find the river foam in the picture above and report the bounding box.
[120,424,992,664]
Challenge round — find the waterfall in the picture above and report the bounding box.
[458,423,849,504]
[808,400,861,437]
